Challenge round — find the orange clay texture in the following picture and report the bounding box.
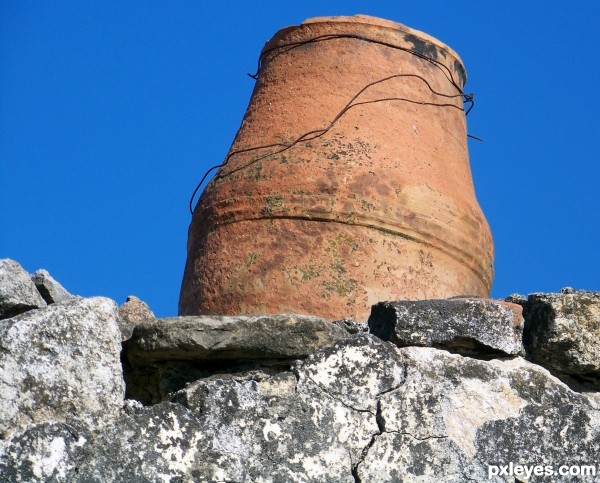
[180,15,494,321]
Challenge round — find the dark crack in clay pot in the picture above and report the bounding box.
[180,15,494,321]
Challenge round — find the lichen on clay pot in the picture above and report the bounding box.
[180,15,494,321]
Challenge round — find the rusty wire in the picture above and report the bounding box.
[189,35,478,214]
[250,33,464,93]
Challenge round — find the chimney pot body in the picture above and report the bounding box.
[180,15,494,321]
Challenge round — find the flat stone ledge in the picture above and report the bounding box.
[126,313,353,365]
[368,298,525,358]
[124,314,355,404]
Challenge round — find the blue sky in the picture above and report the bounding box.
[1,1,598,317]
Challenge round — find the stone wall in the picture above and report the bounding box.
[1,258,599,482]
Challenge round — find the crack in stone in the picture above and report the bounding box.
[294,361,407,483]
[351,399,384,483]
[302,374,376,416]
[375,384,403,398]
[296,372,400,483]
[388,430,449,441]
[350,374,448,483]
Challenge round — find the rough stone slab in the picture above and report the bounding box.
[169,334,401,482]
[77,335,402,481]
[0,422,89,482]
[127,313,353,364]
[30,269,74,305]
[124,313,355,404]
[298,332,404,413]
[368,298,525,357]
[356,346,600,481]
[0,258,46,319]
[521,289,600,381]
[0,297,125,436]
[118,295,155,341]
[6,333,600,481]
[73,402,204,482]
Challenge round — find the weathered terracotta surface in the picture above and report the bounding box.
[180,15,494,321]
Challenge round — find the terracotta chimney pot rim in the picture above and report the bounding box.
[262,14,466,85]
